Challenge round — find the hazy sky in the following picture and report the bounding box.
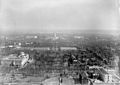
[0,0,118,34]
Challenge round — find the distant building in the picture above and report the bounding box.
[34,36,38,39]
[35,47,50,50]
[60,47,77,51]
[0,46,6,48]
[74,36,84,39]
[14,42,22,48]
[8,45,14,48]
[26,35,38,39]
[20,47,51,51]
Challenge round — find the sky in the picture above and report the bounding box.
[0,0,119,34]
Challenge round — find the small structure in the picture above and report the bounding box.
[19,52,34,68]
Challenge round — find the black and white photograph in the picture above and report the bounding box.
[0,0,120,85]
